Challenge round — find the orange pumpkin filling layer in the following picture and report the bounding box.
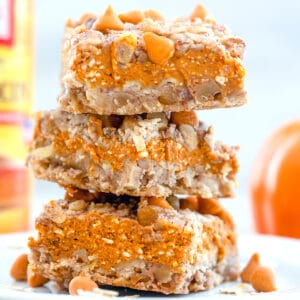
[52,130,238,175]
[71,45,245,98]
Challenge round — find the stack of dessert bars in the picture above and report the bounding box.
[27,4,246,294]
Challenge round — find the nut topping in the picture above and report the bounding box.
[119,10,144,24]
[196,81,222,100]
[179,124,198,150]
[92,6,124,32]
[143,32,174,64]
[112,34,137,65]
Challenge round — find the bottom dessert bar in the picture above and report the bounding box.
[28,192,238,294]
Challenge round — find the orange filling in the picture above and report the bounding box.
[29,212,195,272]
[71,44,245,96]
[52,130,238,175]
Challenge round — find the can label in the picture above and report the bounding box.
[0,0,32,160]
[0,0,14,46]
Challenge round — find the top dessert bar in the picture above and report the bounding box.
[59,5,246,115]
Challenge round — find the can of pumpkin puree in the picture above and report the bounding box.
[0,0,33,233]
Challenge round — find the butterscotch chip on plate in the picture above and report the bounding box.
[27,110,238,198]
[59,5,246,115]
[28,194,238,294]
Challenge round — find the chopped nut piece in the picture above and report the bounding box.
[196,81,221,100]
[179,124,198,150]
[166,195,180,210]
[190,4,207,21]
[69,200,88,211]
[180,195,199,211]
[170,111,199,127]
[119,10,144,24]
[31,144,53,159]
[146,112,168,127]
[10,254,28,281]
[154,265,172,283]
[120,116,139,129]
[143,32,174,64]
[45,201,66,224]
[147,196,174,210]
[240,253,260,283]
[144,9,164,21]
[251,266,277,292]
[132,135,148,157]
[112,34,137,65]
[92,6,124,32]
[27,266,49,288]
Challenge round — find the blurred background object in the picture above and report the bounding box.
[33,0,300,235]
[250,121,300,239]
[0,0,33,232]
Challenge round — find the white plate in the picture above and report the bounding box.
[0,233,299,299]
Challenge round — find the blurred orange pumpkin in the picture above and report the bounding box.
[250,121,300,238]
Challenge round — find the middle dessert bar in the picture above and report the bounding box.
[28,110,238,198]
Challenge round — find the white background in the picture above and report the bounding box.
[33,0,300,232]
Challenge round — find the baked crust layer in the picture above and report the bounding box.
[27,110,238,198]
[59,14,246,115]
[28,193,238,294]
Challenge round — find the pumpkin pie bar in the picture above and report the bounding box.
[28,192,238,294]
[27,110,238,198]
[59,6,246,115]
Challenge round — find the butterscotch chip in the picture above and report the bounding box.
[143,32,174,64]
[147,196,174,209]
[170,111,199,127]
[137,205,158,226]
[77,13,97,26]
[144,9,164,21]
[190,4,208,21]
[240,253,260,283]
[119,10,144,24]
[251,266,277,292]
[27,266,49,288]
[10,254,28,281]
[28,110,239,198]
[28,195,238,294]
[69,276,98,296]
[197,197,235,229]
[92,5,124,32]
[180,196,199,211]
